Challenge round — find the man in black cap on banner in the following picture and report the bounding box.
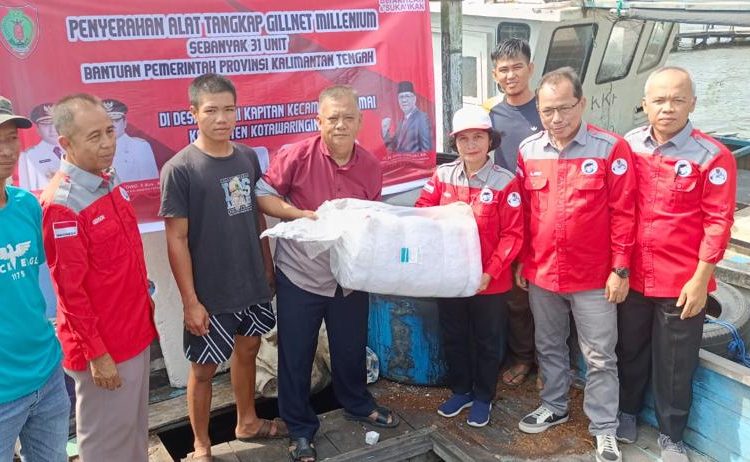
[103,98,159,183]
[17,102,63,191]
[381,81,432,153]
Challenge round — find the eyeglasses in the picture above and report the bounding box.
[538,99,581,119]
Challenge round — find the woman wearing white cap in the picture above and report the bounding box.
[415,106,524,427]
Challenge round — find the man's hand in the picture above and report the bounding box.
[298,210,318,220]
[677,277,708,319]
[477,273,491,293]
[184,300,210,336]
[514,264,528,291]
[605,272,629,304]
[266,268,276,298]
[90,353,121,390]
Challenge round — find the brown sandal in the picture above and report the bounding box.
[502,363,532,386]
[236,418,289,441]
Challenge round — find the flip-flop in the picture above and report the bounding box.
[186,454,213,461]
[502,363,532,386]
[344,405,399,428]
[236,418,289,441]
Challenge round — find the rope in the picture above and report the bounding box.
[705,317,750,367]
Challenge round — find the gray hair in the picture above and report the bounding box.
[52,93,103,138]
[318,85,359,107]
[536,67,583,100]
[644,66,696,96]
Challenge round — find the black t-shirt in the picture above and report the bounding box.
[159,143,271,314]
[489,97,542,171]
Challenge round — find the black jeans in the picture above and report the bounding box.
[438,293,508,403]
[616,289,705,442]
[276,270,375,440]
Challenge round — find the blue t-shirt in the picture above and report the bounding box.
[489,97,542,171]
[0,185,61,404]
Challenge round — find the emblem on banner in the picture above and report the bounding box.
[0,5,39,59]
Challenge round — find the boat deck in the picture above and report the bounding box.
[171,377,715,461]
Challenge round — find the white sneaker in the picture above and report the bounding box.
[518,405,569,434]
[595,434,622,462]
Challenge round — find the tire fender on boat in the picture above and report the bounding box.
[702,281,750,357]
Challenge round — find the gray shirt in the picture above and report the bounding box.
[159,143,271,314]
[489,97,542,171]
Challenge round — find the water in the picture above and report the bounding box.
[667,47,750,137]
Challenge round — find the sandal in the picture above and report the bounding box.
[236,418,289,441]
[288,437,316,462]
[344,405,399,428]
[502,363,532,386]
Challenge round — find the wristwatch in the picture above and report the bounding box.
[612,267,630,278]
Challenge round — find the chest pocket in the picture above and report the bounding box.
[667,174,700,213]
[87,218,126,270]
[575,174,606,211]
[524,176,549,213]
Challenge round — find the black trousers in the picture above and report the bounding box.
[276,270,375,440]
[506,283,536,365]
[438,293,508,403]
[616,289,705,442]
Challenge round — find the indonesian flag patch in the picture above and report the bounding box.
[53,221,78,239]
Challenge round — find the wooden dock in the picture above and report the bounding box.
[156,377,715,461]
[676,25,750,50]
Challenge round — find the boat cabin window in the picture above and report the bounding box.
[462,55,478,99]
[497,22,531,42]
[543,24,597,81]
[596,20,644,84]
[638,22,674,73]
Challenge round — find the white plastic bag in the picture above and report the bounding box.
[261,198,482,297]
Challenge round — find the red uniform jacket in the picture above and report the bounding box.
[415,159,524,294]
[40,162,156,371]
[626,123,736,297]
[517,123,636,293]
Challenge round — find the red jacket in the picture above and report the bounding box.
[517,123,636,293]
[41,162,156,371]
[626,123,736,297]
[415,159,524,294]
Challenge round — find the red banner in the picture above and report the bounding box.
[1,0,435,224]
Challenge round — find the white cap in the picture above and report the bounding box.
[450,106,492,136]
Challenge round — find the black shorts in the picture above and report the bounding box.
[184,303,275,364]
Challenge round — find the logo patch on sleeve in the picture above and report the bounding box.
[507,192,521,207]
[709,167,728,185]
[423,182,435,194]
[119,186,130,201]
[611,158,628,175]
[53,221,78,239]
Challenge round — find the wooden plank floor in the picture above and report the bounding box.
[176,377,716,461]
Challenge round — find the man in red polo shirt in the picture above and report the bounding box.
[41,94,157,461]
[616,67,736,462]
[515,68,636,462]
[256,85,397,462]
